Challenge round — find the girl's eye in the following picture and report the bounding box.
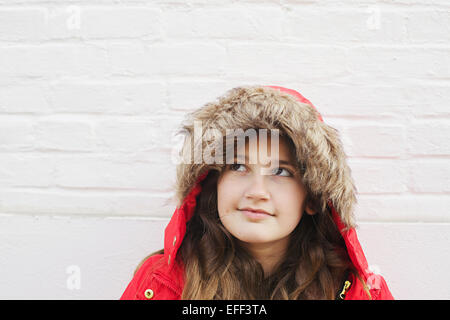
[229,164,293,177]
[272,167,293,177]
[229,163,246,172]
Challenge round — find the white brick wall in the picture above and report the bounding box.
[0,0,449,299]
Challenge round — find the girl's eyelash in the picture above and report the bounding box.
[229,163,244,170]
[275,167,294,176]
[228,164,294,176]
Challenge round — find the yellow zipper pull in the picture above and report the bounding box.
[339,280,351,300]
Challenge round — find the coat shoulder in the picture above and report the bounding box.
[345,272,394,300]
[120,253,165,300]
[369,274,394,300]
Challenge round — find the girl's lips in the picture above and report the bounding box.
[239,209,273,219]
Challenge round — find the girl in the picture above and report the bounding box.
[120,85,394,300]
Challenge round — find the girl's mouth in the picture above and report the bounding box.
[239,209,273,220]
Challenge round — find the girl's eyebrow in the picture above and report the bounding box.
[233,154,296,167]
[278,160,296,167]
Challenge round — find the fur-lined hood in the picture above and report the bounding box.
[174,85,357,229]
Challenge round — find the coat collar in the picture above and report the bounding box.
[163,170,208,277]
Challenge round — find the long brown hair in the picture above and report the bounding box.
[179,133,357,299]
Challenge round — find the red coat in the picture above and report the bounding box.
[120,86,394,300]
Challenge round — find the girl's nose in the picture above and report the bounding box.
[244,171,270,200]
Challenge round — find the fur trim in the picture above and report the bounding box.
[173,85,357,228]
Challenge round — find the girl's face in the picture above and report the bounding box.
[217,135,314,246]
